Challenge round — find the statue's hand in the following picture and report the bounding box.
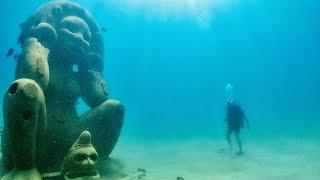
[79,69,108,108]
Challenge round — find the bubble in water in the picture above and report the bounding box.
[225,83,234,102]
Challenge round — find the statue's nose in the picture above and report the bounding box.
[82,157,94,169]
[74,32,83,40]
[74,32,90,49]
[86,157,94,166]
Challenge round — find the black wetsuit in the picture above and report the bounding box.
[225,101,247,154]
[226,102,245,133]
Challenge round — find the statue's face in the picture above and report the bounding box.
[62,147,100,179]
[56,16,92,61]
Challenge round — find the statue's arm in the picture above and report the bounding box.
[15,38,49,91]
[16,21,58,91]
[78,51,108,108]
[79,69,108,108]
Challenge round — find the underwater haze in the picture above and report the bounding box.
[1,0,320,179]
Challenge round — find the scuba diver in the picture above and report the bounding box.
[224,83,249,155]
[225,100,249,155]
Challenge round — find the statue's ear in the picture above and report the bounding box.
[52,6,63,22]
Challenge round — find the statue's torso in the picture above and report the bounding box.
[42,57,83,170]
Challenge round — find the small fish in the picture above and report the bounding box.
[101,27,108,32]
[6,48,14,57]
[177,177,184,180]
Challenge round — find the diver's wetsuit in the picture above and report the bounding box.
[225,101,247,154]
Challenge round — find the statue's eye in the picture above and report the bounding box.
[74,153,87,161]
[89,154,98,161]
[64,22,79,33]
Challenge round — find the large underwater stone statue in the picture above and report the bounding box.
[1,0,124,178]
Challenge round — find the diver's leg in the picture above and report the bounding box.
[234,130,243,154]
[226,128,233,150]
[2,79,46,178]
[79,99,124,161]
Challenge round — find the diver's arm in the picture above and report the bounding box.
[15,38,49,91]
[240,106,250,129]
[244,115,250,129]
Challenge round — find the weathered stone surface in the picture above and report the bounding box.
[1,0,125,178]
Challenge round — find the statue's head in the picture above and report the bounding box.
[56,15,92,60]
[61,131,100,179]
[18,0,104,70]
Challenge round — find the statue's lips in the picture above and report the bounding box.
[64,169,99,179]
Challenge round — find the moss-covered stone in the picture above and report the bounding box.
[1,0,125,177]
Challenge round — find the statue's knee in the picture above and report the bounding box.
[4,78,45,135]
[100,99,125,116]
[6,78,44,102]
[96,99,125,128]
[5,79,45,127]
[3,79,46,170]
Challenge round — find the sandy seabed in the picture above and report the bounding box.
[110,136,320,180]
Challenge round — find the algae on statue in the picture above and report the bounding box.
[1,0,125,178]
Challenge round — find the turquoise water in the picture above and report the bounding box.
[0,0,319,179]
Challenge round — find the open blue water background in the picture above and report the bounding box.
[0,0,319,142]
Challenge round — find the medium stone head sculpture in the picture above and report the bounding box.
[61,131,100,180]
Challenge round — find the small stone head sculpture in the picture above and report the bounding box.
[61,131,100,180]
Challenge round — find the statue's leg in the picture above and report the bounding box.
[79,99,124,160]
[1,124,13,173]
[2,79,46,178]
